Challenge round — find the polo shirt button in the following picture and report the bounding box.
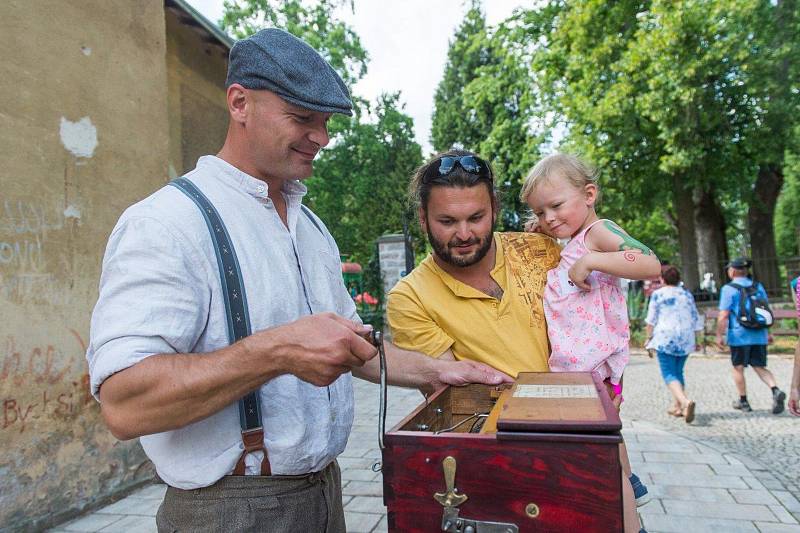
[257,185,266,193]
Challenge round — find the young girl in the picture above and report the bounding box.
[520,153,661,532]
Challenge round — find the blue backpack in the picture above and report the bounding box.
[729,281,773,329]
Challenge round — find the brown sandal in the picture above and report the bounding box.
[683,401,696,424]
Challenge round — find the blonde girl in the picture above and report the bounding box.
[520,153,661,532]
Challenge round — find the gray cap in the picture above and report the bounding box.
[726,257,752,269]
[226,28,353,116]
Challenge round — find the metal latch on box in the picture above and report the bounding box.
[434,456,518,533]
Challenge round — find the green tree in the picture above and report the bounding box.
[775,133,800,258]
[432,4,547,230]
[305,94,424,264]
[743,0,799,290]
[430,1,494,153]
[221,0,367,87]
[529,0,785,289]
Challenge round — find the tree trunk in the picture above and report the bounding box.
[748,164,783,295]
[673,174,699,290]
[694,187,728,292]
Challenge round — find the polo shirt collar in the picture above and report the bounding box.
[429,233,504,298]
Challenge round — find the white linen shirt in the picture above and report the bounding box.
[87,156,358,489]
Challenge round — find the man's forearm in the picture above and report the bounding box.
[716,315,729,339]
[99,341,284,441]
[354,342,445,390]
[98,313,377,440]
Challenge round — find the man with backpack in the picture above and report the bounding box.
[716,257,786,414]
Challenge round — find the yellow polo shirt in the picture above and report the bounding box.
[387,232,561,377]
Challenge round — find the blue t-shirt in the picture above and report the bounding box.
[718,277,769,346]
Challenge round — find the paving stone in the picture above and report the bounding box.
[641,514,758,532]
[130,484,167,500]
[712,464,756,476]
[373,516,388,532]
[650,472,749,489]
[60,513,124,532]
[94,497,160,516]
[764,478,791,491]
[628,441,699,454]
[631,462,714,475]
[344,511,382,532]
[338,457,378,470]
[342,468,380,482]
[345,496,386,514]
[746,477,769,490]
[774,492,800,513]
[769,505,800,525]
[731,489,780,505]
[643,452,729,465]
[343,481,384,497]
[96,515,156,532]
[648,485,735,503]
[753,523,800,532]
[639,499,665,514]
[728,453,770,471]
[662,500,777,521]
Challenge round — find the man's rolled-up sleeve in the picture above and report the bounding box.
[386,285,453,358]
[86,216,212,400]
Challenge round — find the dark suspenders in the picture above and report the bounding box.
[169,177,271,475]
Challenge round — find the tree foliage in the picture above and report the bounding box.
[221,0,367,87]
[431,2,546,230]
[306,94,423,264]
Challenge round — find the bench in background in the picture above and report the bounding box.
[701,307,798,353]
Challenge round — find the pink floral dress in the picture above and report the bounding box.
[544,219,629,385]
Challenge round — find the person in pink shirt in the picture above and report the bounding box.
[521,153,661,533]
[790,276,800,416]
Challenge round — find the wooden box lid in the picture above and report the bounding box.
[495,372,621,434]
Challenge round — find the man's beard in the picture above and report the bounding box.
[427,225,494,268]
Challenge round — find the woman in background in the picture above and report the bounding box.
[645,265,703,423]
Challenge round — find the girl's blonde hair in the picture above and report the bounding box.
[519,153,600,204]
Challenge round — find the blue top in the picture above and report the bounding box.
[718,277,769,346]
[646,286,704,356]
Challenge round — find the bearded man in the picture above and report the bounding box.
[387,149,561,376]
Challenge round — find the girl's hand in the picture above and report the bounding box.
[568,254,594,290]
[524,218,542,233]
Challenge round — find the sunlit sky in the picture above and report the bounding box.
[186,0,526,154]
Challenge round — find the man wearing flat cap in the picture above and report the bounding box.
[86,28,508,532]
[716,257,785,414]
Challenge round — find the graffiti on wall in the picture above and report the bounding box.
[1,329,92,434]
[0,199,81,306]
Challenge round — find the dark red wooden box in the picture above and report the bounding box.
[380,372,624,532]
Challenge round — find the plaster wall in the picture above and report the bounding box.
[0,1,169,529]
[165,8,229,177]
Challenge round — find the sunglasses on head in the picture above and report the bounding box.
[421,155,493,184]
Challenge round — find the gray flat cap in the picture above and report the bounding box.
[226,28,353,116]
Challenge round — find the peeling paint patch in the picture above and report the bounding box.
[63,205,81,220]
[59,117,97,158]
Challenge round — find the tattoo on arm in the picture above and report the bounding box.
[604,221,652,255]
[623,250,637,262]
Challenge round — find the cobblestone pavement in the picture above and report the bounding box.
[622,351,799,498]
[52,356,800,532]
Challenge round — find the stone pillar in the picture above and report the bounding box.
[377,233,410,297]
